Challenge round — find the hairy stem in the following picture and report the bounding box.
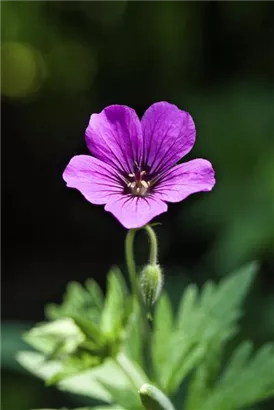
[144,224,158,265]
[125,228,138,297]
[124,225,159,379]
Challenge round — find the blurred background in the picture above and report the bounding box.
[1,1,274,409]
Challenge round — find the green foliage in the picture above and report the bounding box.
[187,341,274,410]
[18,262,274,410]
[177,262,274,410]
[31,407,124,410]
[122,299,143,365]
[152,262,258,395]
[17,351,146,409]
[23,318,85,356]
[151,292,173,386]
[17,268,148,409]
[19,268,134,384]
[100,268,128,336]
[46,279,104,325]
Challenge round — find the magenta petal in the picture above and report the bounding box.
[104,195,168,229]
[85,105,143,174]
[63,155,123,205]
[154,159,215,203]
[141,102,196,175]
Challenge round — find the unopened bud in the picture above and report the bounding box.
[139,383,176,410]
[140,264,163,307]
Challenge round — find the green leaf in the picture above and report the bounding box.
[70,315,104,348]
[198,342,274,410]
[89,407,125,410]
[30,407,124,410]
[60,354,148,409]
[100,267,128,335]
[89,408,125,410]
[161,262,257,394]
[186,264,258,410]
[90,407,125,410]
[176,284,199,329]
[151,292,174,388]
[17,351,145,407]
[17,351,112,403]
[201,262,257,324]
[23,318,85,356]
[115,352,149,389]
[96,353,149,409]
[21,272,135,389]
[96,381,140,410]
[45,280,103,324]
[17,351,63,380]
[60,357,144,406]
[122,299,143,365]
[218,340,253,386]
[46,350,102,385]
[85,279,104,310]
[17,352,112,403]
[185,335,224,410]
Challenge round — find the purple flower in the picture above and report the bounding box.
[63,102,215,229]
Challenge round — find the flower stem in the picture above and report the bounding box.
[144,225,158,265]
[125,225,159,296]
[125,229,138,297]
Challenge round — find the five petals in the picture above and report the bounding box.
[63,102,215,228]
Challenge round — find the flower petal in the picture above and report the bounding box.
[85,105,143,174]
[154,159,215,203]
[63,155,123,205]
[104,195,168,229]
[141,102,196,175]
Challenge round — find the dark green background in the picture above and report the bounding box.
[1,1,274,409]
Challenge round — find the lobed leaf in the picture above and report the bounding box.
[151,292,174,388]
[17,349,148,409]
[45,280,103,324]
[23,318,85,356]
[100,267,128,335]
[122,299,143,365]
[197,342,274,410]
[154,262,257,394]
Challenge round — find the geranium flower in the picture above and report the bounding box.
[63,102,215,229]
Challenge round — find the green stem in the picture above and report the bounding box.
[125,225,159,296]
[125,229,138,297]
[144,225,158,265]
[124,225,159,379]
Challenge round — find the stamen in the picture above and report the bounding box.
[127,169,151,196]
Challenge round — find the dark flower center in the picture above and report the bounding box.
[127,170,151,196]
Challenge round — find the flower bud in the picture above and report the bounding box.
[140,264,163,307]
[139,383,176,410]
